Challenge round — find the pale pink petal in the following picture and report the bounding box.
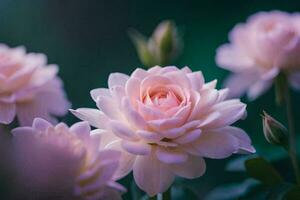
[137,130,163,142]
[247,80,273,100]
[96,96,122,120]
[90,129,119,148]
[125,77,141,101]
[137,101,165,120]
[216,44,254,72]
[122,140,152,155]
[106,140,136,179]
[110,120,139,141]
[131,68,149,80]
[223,72,257,99]
[140,75,171,91]
[202,79,217,90]
[70,121,91,139]
[148,66,162,74]
[156,147,188,164]
[187,129,239,159]
[170,156,206,179]
[70,108,110,129]
[121,97,148,130]
[90,88,111,102]
[174,129,202,144]
[133,153,175,196]
[164,70,191,89]
[28,65,58,87]
[11,127,36,137]
[148,117,183,131]
[205,100,246,129]
[32,118,52,131]
[181,66,192,73]
[158,66,180,74]
[196,89,219,113]
[187,71,205,91]
[0,103,16,124]
[216,88,229,102]
[17,100,55,126]
[108,73,129,89]
[222,126,256,153]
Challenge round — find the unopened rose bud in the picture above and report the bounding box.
[129,20,182,67]
[262,111,288,148]
[152,20,181,65]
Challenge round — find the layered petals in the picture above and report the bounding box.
[0,44,70,125]
[216,11,300,99]
[12,118,124,199]
[72,66,255,196]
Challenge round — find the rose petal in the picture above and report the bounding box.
[108,73,129,89]
[171,156,206,179]
[133,153,175,196]
[174,129,202,144]
[187,71,205,91]
[122,140,152,155]
[0,103,16,124]
[32,118,52,131]
[156,147,188,164]
[186,129,239,159]
[70,108,110,129]
[110,121,139,141]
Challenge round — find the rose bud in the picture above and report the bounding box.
[262,111,288,148]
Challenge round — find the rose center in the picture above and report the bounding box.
[143,86,182,111]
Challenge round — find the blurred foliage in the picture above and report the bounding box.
[1,0,300,199]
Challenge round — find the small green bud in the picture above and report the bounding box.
[129,20,182,67]
[262,111,288,148]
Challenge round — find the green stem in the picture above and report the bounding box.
[162,188,171,200]
[285,82,300,185]
[277,73,300,185]
[149,195,157,200]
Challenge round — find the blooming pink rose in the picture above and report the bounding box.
[12,118,125,200]
[216,11,300,100]
[0,44,70,125]
[71,66,255,196]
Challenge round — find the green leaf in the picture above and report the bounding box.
[245,157,283,186]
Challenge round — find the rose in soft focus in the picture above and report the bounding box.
[0,44,70,125]
[12,118,125,200]
[216,11,300,100]
[71,66,255,196]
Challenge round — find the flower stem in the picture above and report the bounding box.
[162,188,171,200]
[285,83,300,185]
[149,195,157,200]
[276,73,300,185]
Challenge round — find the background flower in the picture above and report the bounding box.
[0,44,70,125]
[71,66,255,196]
[12,118,125,200]
[216,11,300,100]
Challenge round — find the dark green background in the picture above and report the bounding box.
[1,0,300,199]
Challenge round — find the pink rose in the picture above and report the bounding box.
[0,44,70,125]
[12,118,125,200]
[71,66,255,196]
[216,11,300,100]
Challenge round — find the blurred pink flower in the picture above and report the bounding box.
[12,118,125,200]
[216,11,300,100]
[71,66,255,196]
[0,44,70,125]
